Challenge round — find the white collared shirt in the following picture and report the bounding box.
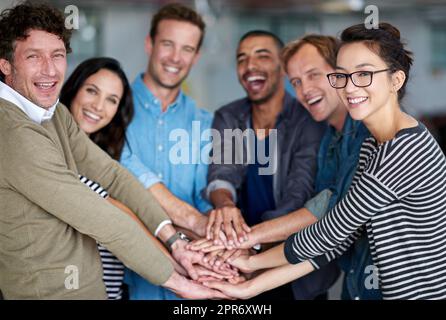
[0,81,58,124]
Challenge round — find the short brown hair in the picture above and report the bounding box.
[150,3,206,51]
[0,1,72,63]
[282,34,339,72]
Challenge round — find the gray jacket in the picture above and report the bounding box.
[206,92,326,220]
[205,92,340,299]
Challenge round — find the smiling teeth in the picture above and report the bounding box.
[36,82,55,88]
[348,97,368,104]
[83,110,101,121]
[247,75,266,82]
[165,66,179,73]
[308,96,322,105]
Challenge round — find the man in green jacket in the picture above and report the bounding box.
[0,1,227,299]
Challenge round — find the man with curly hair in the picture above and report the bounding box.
[0,1,227,300]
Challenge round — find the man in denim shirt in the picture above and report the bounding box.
[289,36,382,300]
[120,4,214,299]
[233,35,382,300]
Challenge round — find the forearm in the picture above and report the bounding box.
[149,183,206,236]
[247,208,317,247]
[247,243,289,270]
[94,162,169,234]
[107,197,186,275]
[210,188,235,208]
[245,261,314,298]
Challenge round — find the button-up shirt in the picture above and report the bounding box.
[0,81,57,124]
[120,73,212,213]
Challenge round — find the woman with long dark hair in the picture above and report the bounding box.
[60,57,135,299]
[61,57,133,160]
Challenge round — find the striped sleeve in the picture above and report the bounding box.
[79,174,109,199]
[285,171,396,265]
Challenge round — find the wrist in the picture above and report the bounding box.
[246,255,256,272]
[245,226,261,248]
[211,189,235,209]
[167,232,191,253]
[193,214,208,237]
[216,201,235,209]
[162,271,185,292]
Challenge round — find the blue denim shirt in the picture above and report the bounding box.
[316,115,382,300]
[120,73,212,300]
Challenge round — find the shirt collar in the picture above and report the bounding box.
[0,81,58,124]
[133,73,183,111]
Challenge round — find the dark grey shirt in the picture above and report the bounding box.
[206,92,326,220]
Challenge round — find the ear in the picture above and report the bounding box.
[391,69,406,93]
[0,58,12,77]
[144,35,153,55]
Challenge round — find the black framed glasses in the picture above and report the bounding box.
[327,69,391,89]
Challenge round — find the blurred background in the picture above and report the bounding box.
[1,0,445,116]
[1,0,445,299]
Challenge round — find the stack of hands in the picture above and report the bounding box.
[168,205,260,300]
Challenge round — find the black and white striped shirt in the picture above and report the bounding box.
[285,124,446,300]
[79,175,125,300]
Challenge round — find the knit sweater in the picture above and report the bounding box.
[0,98,173,299]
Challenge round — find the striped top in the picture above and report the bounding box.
[285,124,446,300]
[79,175,125,300]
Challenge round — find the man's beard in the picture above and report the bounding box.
[248,80,279,106]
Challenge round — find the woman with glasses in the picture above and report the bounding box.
[203,23,446,300]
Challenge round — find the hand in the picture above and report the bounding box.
[204,252,240,278]
[187,238,225,253]
[164,272,233,300]
[202,278,253,300]
[187,239,245,273]
[194,264,234,281]
[227,250,255,274]
[206,205,251,248]
[172,238,238,280]
[205,248,245,270]
[171,239,207,280]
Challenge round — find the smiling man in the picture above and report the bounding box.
[119,3,218,300]
[0,1,226,300]
[204,30,336,300]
